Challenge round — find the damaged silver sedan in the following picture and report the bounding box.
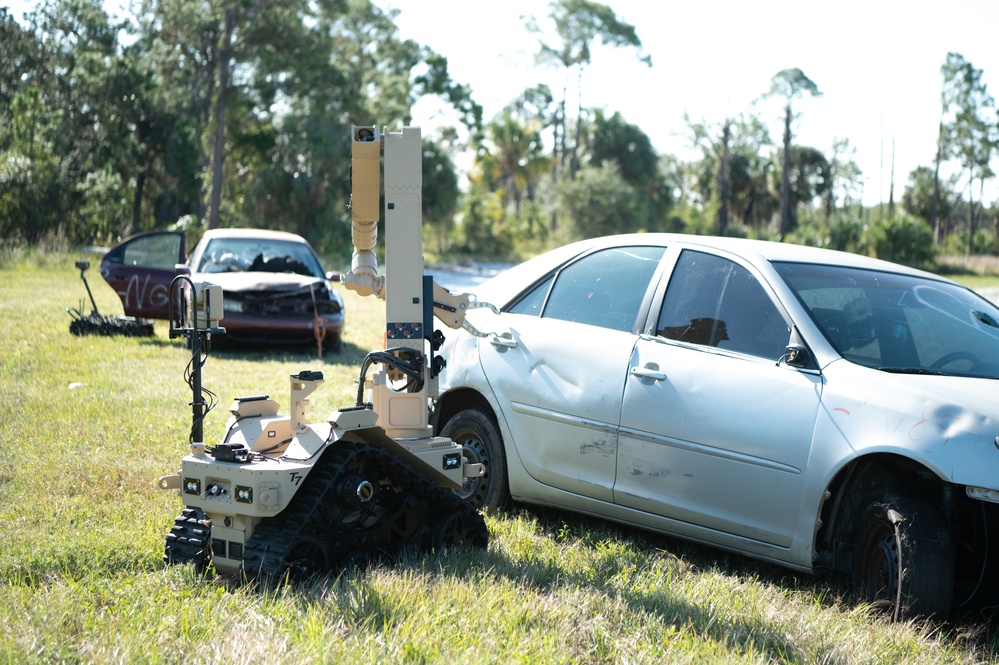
[433,233,999,620]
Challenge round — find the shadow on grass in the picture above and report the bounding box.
[482,506,841,663]
[461,505,999,661]
[143,501,999,660]
[147,493,999,658]
[223,505,842,662]
[512,504,842,592]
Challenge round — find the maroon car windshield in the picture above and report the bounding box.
[196,238,324,278]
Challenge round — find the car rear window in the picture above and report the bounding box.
[509,245,665,333]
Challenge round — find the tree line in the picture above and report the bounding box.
[2,0,997,268]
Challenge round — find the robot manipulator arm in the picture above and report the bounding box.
[432,281,500,338]
[343,125,384,298]
[344,125,499,338]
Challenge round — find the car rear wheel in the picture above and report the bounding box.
[853,495,954,620]
[440,408,508,512]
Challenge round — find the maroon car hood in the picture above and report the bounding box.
[196,272,324,293]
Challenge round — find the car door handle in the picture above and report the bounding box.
[490,333,517,348]
[630,366,666,381]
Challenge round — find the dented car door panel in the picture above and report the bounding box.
[478,315,635,501]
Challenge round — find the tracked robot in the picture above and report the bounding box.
[159,126,492,580]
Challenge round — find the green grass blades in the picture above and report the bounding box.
[1,249,998,664]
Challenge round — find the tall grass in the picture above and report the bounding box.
[1,248,997,663]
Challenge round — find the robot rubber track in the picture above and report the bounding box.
[238,440,488,582]
[164,507,211,570]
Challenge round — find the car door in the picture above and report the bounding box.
[100,231,186,320]
[614,248,822,548]
[478,245,667,501]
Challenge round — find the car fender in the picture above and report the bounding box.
[435,326,536,500]
[816,360,999,486]
[794,359,999,570]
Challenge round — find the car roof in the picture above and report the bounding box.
[469,233,952,306]
[198,228,309,243]
[581,233,940,276]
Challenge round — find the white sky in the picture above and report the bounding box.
[382,0,999,207]
[5,0,998,207]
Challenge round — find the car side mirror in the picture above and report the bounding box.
[175,263,191,276]
[778,326,815,369]
[327,270,341,283]
[781,343,810,367]
[777,326,818,369]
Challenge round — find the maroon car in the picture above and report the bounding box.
[100,228,344,350]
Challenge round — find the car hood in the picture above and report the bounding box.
[192,272,325,293]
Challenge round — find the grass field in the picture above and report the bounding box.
[2,247,999,663]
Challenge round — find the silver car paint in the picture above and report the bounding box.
[479,316,636,502]
[439,233,999,572]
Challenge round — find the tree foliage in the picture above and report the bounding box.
[557,161,641,239]
[474,110,550,215]
[867,213,937,267]
[938,52,998,254]
[904,165,955,237]
[585,109,668,231]
[0,0,480,259]
[0,1,995,269]
[526,0,650,181]
[768,68,822,238]
[422,135,461,254]
[687,113,777,234]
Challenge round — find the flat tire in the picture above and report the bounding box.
[853,495,954,620]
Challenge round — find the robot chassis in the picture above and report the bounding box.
[159,127,494,581]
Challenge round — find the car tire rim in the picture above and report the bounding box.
[862,520,902,614]
[453,431,490,508]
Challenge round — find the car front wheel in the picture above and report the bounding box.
[853,495,954,620]
[440,408,508,512]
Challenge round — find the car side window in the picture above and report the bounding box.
[507,274,554,317]
[508,246,665,332]
[657,250,789,359]
[103,232,183,271]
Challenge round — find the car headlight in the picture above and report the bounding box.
[967,486,999,504]
[327,288,343,313]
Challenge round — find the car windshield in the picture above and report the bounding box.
[196,238,324,278]
[775,261,999,378]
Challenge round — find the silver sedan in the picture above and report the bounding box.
[433,233,999,620]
